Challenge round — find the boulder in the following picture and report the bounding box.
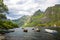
[35,28,40,32]
[23,29,28,32]
[32,28,34,30]
[45,29,57,34]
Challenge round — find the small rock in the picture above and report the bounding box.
[22,28,24,29]
[32,28,34,30]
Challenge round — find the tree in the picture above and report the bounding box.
[0,0,18,30]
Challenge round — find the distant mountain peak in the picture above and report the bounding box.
[36,9,42,13]
[55,4,60,6]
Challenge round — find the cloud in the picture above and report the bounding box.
[6,14,22,20]
[4,0,60,20]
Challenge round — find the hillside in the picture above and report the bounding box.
[45,4,60,27]
[12,15,30,27]
[24,4,60,27]
[24,10,45,27]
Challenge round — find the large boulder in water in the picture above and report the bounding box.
[45,29,57,34]
[23,29,28,32]
[35,28,40,32]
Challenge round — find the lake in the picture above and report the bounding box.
[4,27,56,40]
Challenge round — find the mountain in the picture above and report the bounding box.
[45,4,60,27]
[24,10,45,27]
[24,4,60,27]
[12,4,60,27]
[12,15,31,27]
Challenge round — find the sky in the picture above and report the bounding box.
[4,0,60,20]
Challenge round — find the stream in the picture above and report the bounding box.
[1,27,56,40]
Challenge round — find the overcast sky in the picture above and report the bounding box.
[4,0,60,20]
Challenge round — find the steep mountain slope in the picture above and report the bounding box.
[45,4,60,26]
[13,15,30,27]
[12,4,60,27]
[24,10,45,27]
[24,4,60,27]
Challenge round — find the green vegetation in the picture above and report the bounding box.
[24,4,60,27]
[0,0,8,13]
[0,0,18,30]
[24,10,45,27]
[13,15,30,27]
[45,4,60,27]
[11,4,60,27]
[0,20,18,29]
[0,14,6,19]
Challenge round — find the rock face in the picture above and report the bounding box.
[44,4,60,26]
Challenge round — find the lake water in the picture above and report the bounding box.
[4,27,56,40]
